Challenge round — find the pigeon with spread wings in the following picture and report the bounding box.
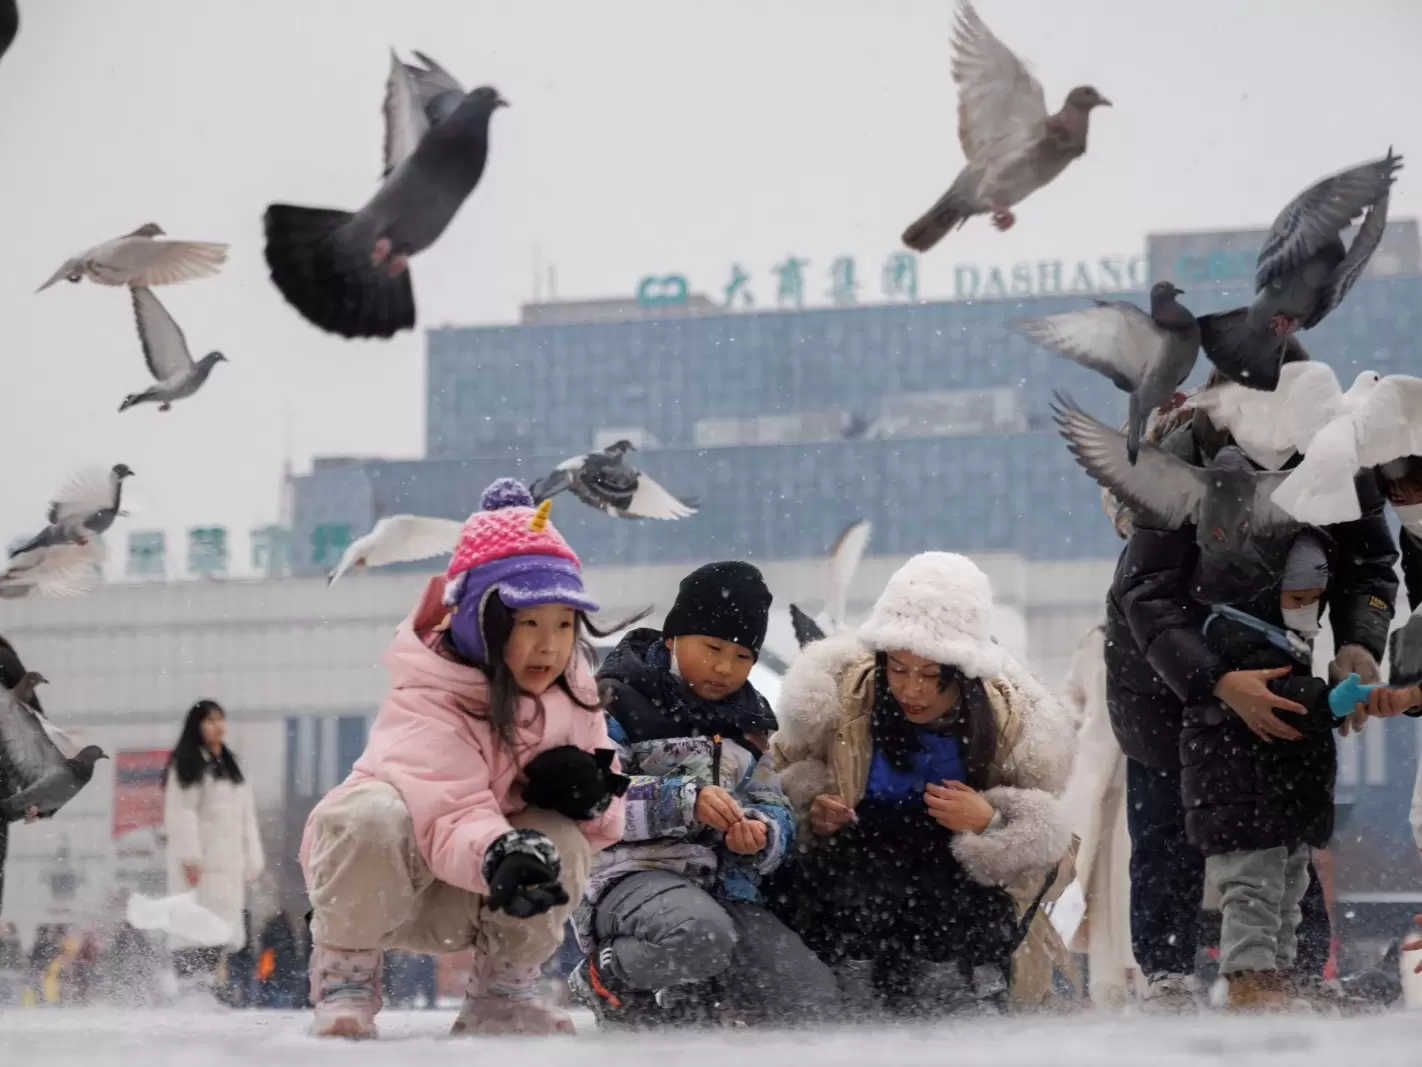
[9,465,133,556]
[789,519,873,648]
[530,441,697,521]
[327,515,464,585]
[901,0,1109,251]
[119,287,226,412]
[37,223,227,293]
[0,672,107,823]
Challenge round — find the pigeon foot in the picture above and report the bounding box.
[1158,392,1189,414]
[159,402,172,412]
[370,237,393,268]
[76,536,90,546]
[1269,314,1298,337]
[387,253,410,278]
[991,211,1017,232]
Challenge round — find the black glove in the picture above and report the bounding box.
[483,830,569,919]
[521,746,631,821]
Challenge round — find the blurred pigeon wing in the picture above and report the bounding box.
[1019,302,1161,392]
[131,286,194,382]
[825,518,871,629]
[127,892,230,946]
[101,238,229,287]
[363,515,463,567]
[48,466,116,525]
[789,604,828,649]
[530,467,576,504]
[951,0,1047,165]
[0,691,67,794]
[0,541,107,599]
[383,51,428,177]
[1052,395,1207,529]
[624,473,698,520]
[1354,376,1422,471]
[1318,191,1392,321]
[1255,154,1402,292]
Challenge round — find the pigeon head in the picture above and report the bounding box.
[1351,371,1382,394]
[76,746,108,766]
[464,86,509,112]
[129,223,166,238]
[605,440,637,458]
[111,463,135,480]
[1065,86,1111,110]
[202,351,228,365]
[20,670,48,689]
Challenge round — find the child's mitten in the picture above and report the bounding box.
[522,746,630,821]
[1328,673,1384,719]
[483,830,569,919]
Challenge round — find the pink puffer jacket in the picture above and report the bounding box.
[300,576,625,894]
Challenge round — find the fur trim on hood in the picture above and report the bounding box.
[857,552,1006,680]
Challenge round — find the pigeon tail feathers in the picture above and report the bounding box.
[902,187,975,252]
[263,204,415,340]
[1126,391,1144,465]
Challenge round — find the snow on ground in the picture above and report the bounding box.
[1,1007,1420,1066]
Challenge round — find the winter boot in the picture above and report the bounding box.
[969,962,1010,1014]
[906,959,976,1017]
[1225,970,1296,1013]
[1137,973,1204,1015]
[309,946,383,1039]
[833,958,879,1018]
[569,949,660,1030]
[452,951,575,1036]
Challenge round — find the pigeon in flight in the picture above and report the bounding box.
[384,50,466,179]
[10,465,133,556]
[0,672,107,822]
[901,0,1109,252]
[118,287,226,412]
[530,441,697,521]
[1188,360,1343,471]
[0,0,17,67]
[1197,150,1402,390]
[263,54,507,341]
[1019,281,1200,464]
[1053,395,1301,596]
[0,539,107,600]
[789,518,873,649]
[327,514,464,585]
[37,223,228,293]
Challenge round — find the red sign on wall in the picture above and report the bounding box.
[112,749,170,839]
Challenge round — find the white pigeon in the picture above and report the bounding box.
[1271,371,1422,524]
[119,287,227,412]
[1188,361,1346,470]
[37,223,228,292]
[327,515,464,585]
[789,518,873,648]
[126,891,230,947]
[0,539,107,599]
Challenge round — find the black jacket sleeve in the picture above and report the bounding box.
[1400,527,1422,614]
[1269,676,1337,735]
[1324,471,1400,661]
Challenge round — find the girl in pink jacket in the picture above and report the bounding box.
[301,479,628,1039]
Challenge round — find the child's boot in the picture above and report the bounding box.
[1226,970,1294,1013]
[310,946,383,1039]
[568,948,659,1030]
[451,953,575,1036]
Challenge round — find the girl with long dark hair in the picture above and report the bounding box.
[162,699,264,995]
[770,552,1077,1016]
[300,480,630,1040]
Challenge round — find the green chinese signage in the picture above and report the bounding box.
[636,252,919,312]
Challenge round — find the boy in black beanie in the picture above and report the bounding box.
[569,562,837,1027]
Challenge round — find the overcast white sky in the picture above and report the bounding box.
[1,0,1418,576]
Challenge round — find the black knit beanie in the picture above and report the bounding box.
[662,561,773,659]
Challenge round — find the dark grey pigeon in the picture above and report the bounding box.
[1020,281,1200,464]
[901,0,1109,251]
[264,75,507,340]
[0,672,107,822]
[1053,393,1301,601]
[10,464,134,556]
[790,605,828,649]
[119,287,226,412]
[530,441,697,521]
[1198,150,1402,390]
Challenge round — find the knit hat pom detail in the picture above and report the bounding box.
[481,478,535,512]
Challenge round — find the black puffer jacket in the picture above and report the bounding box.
[1179,588,1338,856]
[1400,527,1422,613]
[1106,421,1399,770]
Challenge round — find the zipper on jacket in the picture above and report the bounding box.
[711,734,722,787]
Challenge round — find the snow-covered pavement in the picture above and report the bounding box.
[1,1007,1419,1066]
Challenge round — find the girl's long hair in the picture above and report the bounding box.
[871,653,997,789]
[165,699,245,789]
[464,593,648,751]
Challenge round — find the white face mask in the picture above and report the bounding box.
[1281,603,1321,639]
[1395,502,1422,533]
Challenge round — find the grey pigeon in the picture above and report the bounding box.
[384,50,466,178]
[10,465,134,556]
[1198,150,1402,390]
[530,441,697,521]
[0,0,17,67]
[789,518,873,648]
[263,62,507,340]
[1019,281,1200,464]
[37,223,228,292]
[0,539,107,600]
[0,672,107,822]
[119,287,226,412]
[901,0,1109,251]
[1053,394,1301,599]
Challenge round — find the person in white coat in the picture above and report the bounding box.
[163,700,264,987]
[1058,625,1137,1007]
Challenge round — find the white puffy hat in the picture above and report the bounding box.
[857,552,1006,680]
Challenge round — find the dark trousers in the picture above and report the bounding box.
[1126,758,1206,980]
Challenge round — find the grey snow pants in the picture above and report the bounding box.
[594,869,838,1021]
[1206,844,1312,975]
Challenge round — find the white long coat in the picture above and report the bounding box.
[163,760,264,952]
[1058,626,1137,1005]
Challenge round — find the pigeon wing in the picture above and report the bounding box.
[48,466,119,525]
[1190,361,1344,465]
[1255,151,1402,292]
[951,0,1048,166]
[0,541,107,599]
[407,51,465,121]
[1316,191,1393,324]
[529,466,577,504]
[361,515,463,568]
[825,518,872,630]
[0,691,68,797]
[1353,375,1422,471]
[383,50,429,178]
[99,237,229,287]
[131,286,195,382]
[789,604,828,650]
[1019,301,1163,392]
[1052,394,1208,530]
[623,472,698,521]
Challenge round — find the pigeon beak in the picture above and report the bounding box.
[1098,96,1113,107]
[36,267,69,293]
[495,94,510,109]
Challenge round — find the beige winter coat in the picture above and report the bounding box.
[770,634,1080,1006]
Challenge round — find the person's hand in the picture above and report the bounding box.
[23,806,39,825]
[1403,914,1422,974]
[182,862,202,888]
[695,786,743,832]
[925,780,995,833]
[1367,685,1422,719]
[809,794,856,836]
[1213,668,1308,742]
[725,819,768,855]
[1330,643,1381,685]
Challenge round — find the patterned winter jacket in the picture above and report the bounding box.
[574,630,794,945]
